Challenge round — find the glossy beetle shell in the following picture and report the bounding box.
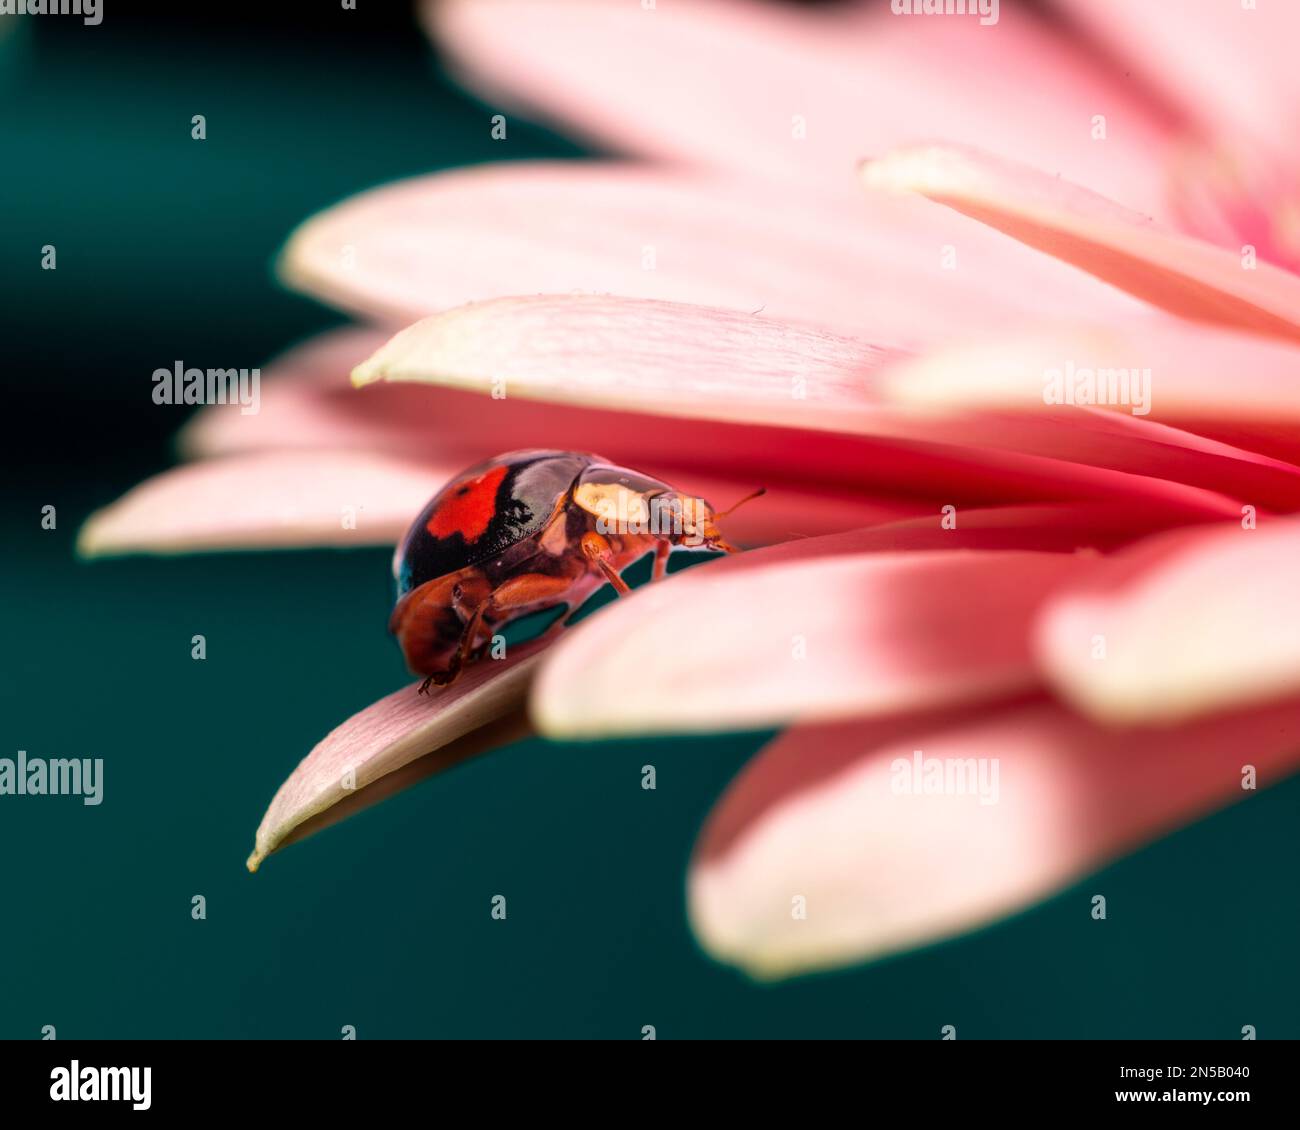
[393,449,599,597]
[389,449,734,689]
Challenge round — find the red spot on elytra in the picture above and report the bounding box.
[427,464,508,542]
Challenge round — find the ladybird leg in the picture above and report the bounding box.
[580,532,633,596]
[455,598,494,667]
[422,599,493,690]
[415,573,493,692]
[650,539,671,583]
[445,571,580,683]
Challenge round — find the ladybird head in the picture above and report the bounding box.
[665,486,766,553]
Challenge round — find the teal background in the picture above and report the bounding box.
[3,6,1298,1039]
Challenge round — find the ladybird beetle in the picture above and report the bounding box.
[390,449,763,691]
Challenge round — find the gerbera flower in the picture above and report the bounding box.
[80,0,1300,979]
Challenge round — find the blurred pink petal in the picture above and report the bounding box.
[1036,519,1300,725]
[874,320,1300,504]
[427,0,1174,216]
[178,327,393,461]
[280,162,1146,346]
[1164,144,1300,276]
[690,695,1300,978]
[886,320,1300,464]
[248,639,547,871]
[861,145,1300,344]
[531,547,1087,738]
[1055,0,1300,165]
[1053,0,1300,268]
[879,315,1300,428]
[77,451,454,558]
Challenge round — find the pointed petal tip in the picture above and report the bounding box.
[249,644,546,869]
[1034,521,1300,726]
[349,358,381,388]
[72,451,451,557]
[74,515,106,560]
[75,507,167,560]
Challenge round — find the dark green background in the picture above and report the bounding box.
[3,5,1297,1039]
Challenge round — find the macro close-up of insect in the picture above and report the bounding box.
[390,449,760,689]
[6,0,1300,1101]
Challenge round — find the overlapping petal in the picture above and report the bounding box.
[280,162,1146,347]
[875,316,1300,492]
[1035,519,1300,725]
[178,327,393,460]
[353,294,1296,512]
[861,145,1300,344]
[1055,0,1300,166]
[532,544,1087,738]
[352,292,893,431]
[878,314,1300,429]
[427,0,1174,217]
[690,694,1300,978]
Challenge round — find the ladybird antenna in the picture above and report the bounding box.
[713,486,767,521]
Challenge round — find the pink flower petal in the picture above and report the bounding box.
[352,293,895,432]
[531,547,1087,738]
[861,145,1300,345]
[1051,0,1300,267]
[178,327,393,461]
[427,0,1174,217]
[1055,0,1300,165]
[353,294,1283,513]
[76,451,454,558]
[690,696,1300,978]
[880,315,1300,427]
[247,640,547,871]
[280,162,1146,347]
[770,500,1240,559]
[1036,519,1300,725]
[874,318,1300,507]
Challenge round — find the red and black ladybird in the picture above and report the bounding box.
[390,450,762,691]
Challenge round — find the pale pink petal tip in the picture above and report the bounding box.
[691,697,1300,979]
[77,451,452,558]
[247,641,546,872]
[1036,520,1300,725]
